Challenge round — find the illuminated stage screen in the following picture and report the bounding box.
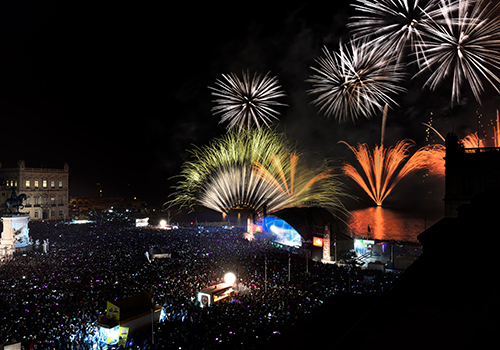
[354,239,375,255]
[263,217,302,247]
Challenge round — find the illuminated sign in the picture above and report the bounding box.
[197,284,235,307]
[213,288,234,303]
[323,223,331,262]
[198,292,211,307]
[135,218,149,227]
[313,236,323,247]
[244,232,254,241]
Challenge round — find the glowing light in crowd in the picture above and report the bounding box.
[307,42,406,122]
[340,140,431,206]
[209,71,287,132]
[224,272,236,285]
[168,128,348,216]
[348,0,442,63]
[415,0,500,106]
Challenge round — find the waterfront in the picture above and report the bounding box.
[347,206,442,242]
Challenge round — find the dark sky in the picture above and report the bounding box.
[1,1,499,208]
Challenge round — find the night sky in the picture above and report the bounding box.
[1,1,499,209]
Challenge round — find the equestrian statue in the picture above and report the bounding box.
[4,187,27,215]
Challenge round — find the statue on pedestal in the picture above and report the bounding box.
[0,188,31,257]
[4,187,27,215]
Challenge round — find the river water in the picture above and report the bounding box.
[346,206,442,242]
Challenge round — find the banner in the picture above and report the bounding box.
[106,301,120,321]
[323,223,330,261]
[117,327,129,348]
[135,218,149,227]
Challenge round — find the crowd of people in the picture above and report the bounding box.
[0,212,401,349]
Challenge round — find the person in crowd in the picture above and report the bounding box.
[0,212,400,349]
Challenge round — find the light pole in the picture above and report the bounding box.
[288,256,291,282]
[151,297,155,345]
[264,255,267,293]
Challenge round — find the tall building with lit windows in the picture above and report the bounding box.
[0,160,69,220]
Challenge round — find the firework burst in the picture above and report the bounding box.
[340,140,430,206]
[348,0,443,63]
[253,152,349,213]
[307,42,407,122]
[168,129,349,215]
[168,128,289,212]
[209,71,287,132]
[198,165,287,214]
[415,0,500,106]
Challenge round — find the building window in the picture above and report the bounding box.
[43,180,47,188]
[59,211,63,218]
[35,181,39,188]
[26,180,30,188]
[34,197,39,206]
[34,211,39,218]
[59,197,64,205]
[51,197,56,205]
[51,180,55,188]
[59,181,63,188]
[26,198,31,206]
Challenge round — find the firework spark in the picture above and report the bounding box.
[168,128,289,212]
[340,140,430,206]
[209,71,287,132]
[348,0,442,63]
[198,165,287,214]
[168,129,348,215]
[415,0,500,106]
[307,42,406,122]
[253,152,349,213]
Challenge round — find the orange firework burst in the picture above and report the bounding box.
[340,140,430,206]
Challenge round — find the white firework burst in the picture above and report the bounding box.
[209,71,287,132]
[198,165,289,214]
[415,0,500,105]
[307,41,407,122]
[348,0,443,63]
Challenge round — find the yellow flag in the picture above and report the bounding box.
[106,301,120,320]
[117,326,129,348]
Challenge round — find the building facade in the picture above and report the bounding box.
[444,132,500,217]
[0,160,69,220]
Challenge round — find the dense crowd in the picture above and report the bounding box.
[0,212,401,349]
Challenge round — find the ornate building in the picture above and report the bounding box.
[0,160,69,220]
